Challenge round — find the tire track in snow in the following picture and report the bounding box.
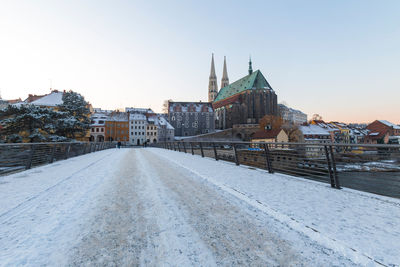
[68,149,216,266]
[140,149,303,266]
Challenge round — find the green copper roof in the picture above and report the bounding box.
[214,70,273,102]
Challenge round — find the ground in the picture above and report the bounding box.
[0,148,399,266]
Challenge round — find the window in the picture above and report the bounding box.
[96,128,99,132]
[101,128,104,132]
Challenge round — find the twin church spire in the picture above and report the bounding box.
[208,54,229,102]
[208,54,253,102]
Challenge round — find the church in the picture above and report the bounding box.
[209,54,278,129]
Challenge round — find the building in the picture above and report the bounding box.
[89,109,111,142]
[168,101,214,136]
[251,129,288,144]
[364,120,400,144]
[105,112,129,142]
[125,107,153,114]
[129,113,147,145]
[29,90,64,108]
[278,104,307,125]
[299,124,331,158]
[213,58,278,129]
[156,115,175,142]
[367,120,400,137]
[146,114,174,143]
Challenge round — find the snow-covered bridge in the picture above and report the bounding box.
[1,148,399,266]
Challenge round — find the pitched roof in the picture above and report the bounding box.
[214,70,273,103]
[30,91,63,107]
[300,125,330,135]
[378,120,400,130]
[252,128,283,139]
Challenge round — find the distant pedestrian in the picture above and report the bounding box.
[117,141,121,149]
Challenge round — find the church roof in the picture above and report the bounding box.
[214,70,273,103]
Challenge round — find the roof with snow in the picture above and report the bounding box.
[107,112,129,122]
[130,113,146,120]
[378,120,400,130]
[300,125,330,136]
[168,102,213,113]
[30,91,64,107]
[125,107,154,114]
[146,115,174,130]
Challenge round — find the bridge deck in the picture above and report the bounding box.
[0,148,399,266]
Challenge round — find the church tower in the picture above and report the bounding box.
[221,56,229,89]
[208,53,218,102]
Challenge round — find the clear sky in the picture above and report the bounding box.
[0,0,399,123]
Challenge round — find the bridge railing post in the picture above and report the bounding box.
[65,144,71,159]
[233,143,239,166]
[213,142,218,161]
[199,142,204,157]
[190,142,194,155]
[183,142,187,153]
[25,144,35,170]
[263,144,274,173]
[329,145,341,189]
[324,145,335,188]
[49,144,56,163]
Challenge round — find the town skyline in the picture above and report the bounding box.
[1,0,399,124]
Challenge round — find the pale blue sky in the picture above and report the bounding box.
[0,0,399,123]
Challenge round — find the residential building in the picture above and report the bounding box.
[89,109,111,142]
[30,90,64,108]
[146,120,158,144]
[129,113,147,145]
[146,114,175,143]
[251,129,288,143]
[168,101,214,136]
[299,124,331,158]
[278,104,307,125]
[365,120,400,144]
[105,112,129,142]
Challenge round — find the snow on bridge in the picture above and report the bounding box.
[0,148,399,266]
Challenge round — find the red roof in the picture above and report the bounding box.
[213,92,242,109]
[252,129,283,139]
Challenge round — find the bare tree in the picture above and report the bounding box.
[162,99,172,114]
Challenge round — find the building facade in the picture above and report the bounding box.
[168,102,214,136]
[278,104,307,125]
[89,110,111,142]
[105,112,129,142]
[129,113,147,145]
[299,124,331,158]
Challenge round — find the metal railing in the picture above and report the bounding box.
[155,141,400,198]
[0,142,116,176]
